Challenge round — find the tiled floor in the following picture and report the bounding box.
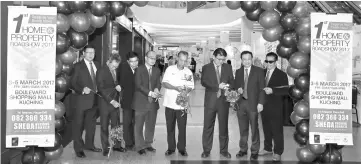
[51,81,361,164]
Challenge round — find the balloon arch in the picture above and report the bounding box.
[21,1,343,164]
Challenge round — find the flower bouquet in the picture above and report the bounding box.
[176,85,193,117]
[224,89,241,111]
[108,125,124,158]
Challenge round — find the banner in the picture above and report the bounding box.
[309,13,353,145]
[6,6,56,148]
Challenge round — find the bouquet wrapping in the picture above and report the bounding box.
[224,89,241,111]
[108,125,123,158]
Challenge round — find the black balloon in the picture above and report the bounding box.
[287,65,308,78]
[67,28,89,50]
[62,63,73,75]
[240,1,260,12]
[296,17,311,36]
[56,33,70,55]
[303,91,309,102]
[55,75,69,93]
[225,1,241,10]
[21,147,46,164]
[246,7,265,21]
[298,36,311,54]
[262,25,284,42]
[134,1,149,7]
[44,133,62,151]
[85,26,96,35]
[276,44,298,59]
[296,119,309,137]
[296,146,317,163]
[294,99,310,118]
[90,1,110,17]
[276,1,297,13]
[259,10,280,29]
[280,13,299,31]
[330,144,345,150]
[293,131,308,146]
[295,73,310,91]
[280,30,299,48]
[55,116,66,132]
[320,146,343,164]
[110,1,127,17]
[49,1,71,15]
[289,51,310,69]
[68,1,89,12]
[289,85,304,101]
[56,59,63,75]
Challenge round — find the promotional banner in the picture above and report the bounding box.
[309,13,353,145]
[6,6,56,148]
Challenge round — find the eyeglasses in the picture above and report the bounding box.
[264,60,275,64]
[85,51,95,54]
[215,58,226,61]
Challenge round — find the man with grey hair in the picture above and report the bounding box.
[162,51,195,156]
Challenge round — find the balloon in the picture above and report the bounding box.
[55,116,66,131]
[56,59,63,75]
[58,49,77,65]
[246,7,265,21]
[290,111,306,125]
[292,2,310,18]
[294,99,310,118]
[260,1,278,11]
[55,101,66,119]
[44,132,62,151]
[67,28,89,50]
[55,75,69,93]
[259,10,280,29]
[289,85,305,101]
[134,1,149,7]
[280,13,299,31]
[296,17,311,36]
[240,1,260,12]
[295,73,310,92]
[68,1,89,12]
[331,144,344,150]
[68,12,91,33]
[225,1,241,10]
[85,26,96,35]
[62,63,74,75]
[86,11,106,28]
[45,145,64,160]
[277,44,298,59]
[58,72,71,81]
[320,147,343,164]
[57,14,70,33]
[49,1,71,15]
[308,142,327,155]
[289,52,310,69]
[296,119,309,137]
[297,36,311,54]
[90,1,110,17]
[110,1,127,17]
[56,33,70,55]
[277,1,297,13]
[123,1,134,6]
[280,30,299,48]
[55,92,65,101]
[262,25,284,42]
[296,147,317,162]
[21,147,46,164]
[287,66,308,78]
[293,131,308,146]
[303,92,309,102]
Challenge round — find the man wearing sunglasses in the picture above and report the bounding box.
[259,52,289,162]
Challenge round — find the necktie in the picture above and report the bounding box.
[148,67,153,103]
[216,66,221,98]
[110,69,116,83]
[89,62,97,92]
[243,69,249,99]
[265,70,270,86]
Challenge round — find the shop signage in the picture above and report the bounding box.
[115,15,132,32]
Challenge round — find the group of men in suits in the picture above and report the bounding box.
[200,49,288,161]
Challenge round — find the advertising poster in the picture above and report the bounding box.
[6,6,56,148]
[309,13,353,145]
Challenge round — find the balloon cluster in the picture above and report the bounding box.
[229,1,343,163]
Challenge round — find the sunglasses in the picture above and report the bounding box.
[264,60,275,64]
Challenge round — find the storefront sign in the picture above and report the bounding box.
[158,47,167,50]
[115,15,132,32]
[6,6,56,148]
[309,13,353,145]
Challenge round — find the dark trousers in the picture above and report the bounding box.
[261,106,284,155]
[73,106,98,152]
[123,108,135,147]
[202,98,230,153]
[165,107,187,152]
[237,99,260,154]
[134,109,158,151]
[100,106,121,150]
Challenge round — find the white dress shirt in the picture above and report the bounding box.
[84,59,97,76]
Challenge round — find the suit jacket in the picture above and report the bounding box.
[132,65,161,111]
[71,60,100,110]
[235,65,265,112]
[201,63,234,109]
[118,62,135,110]
[264,68,289,110]
[96,65,119,110]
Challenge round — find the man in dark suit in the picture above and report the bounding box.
[259,52,289,161]
[200,48,234,159]
[118,52,139,151]
[234,51,265,161]
[71,45,102,158]
[133,51,161,155]
[96,53,126,156]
